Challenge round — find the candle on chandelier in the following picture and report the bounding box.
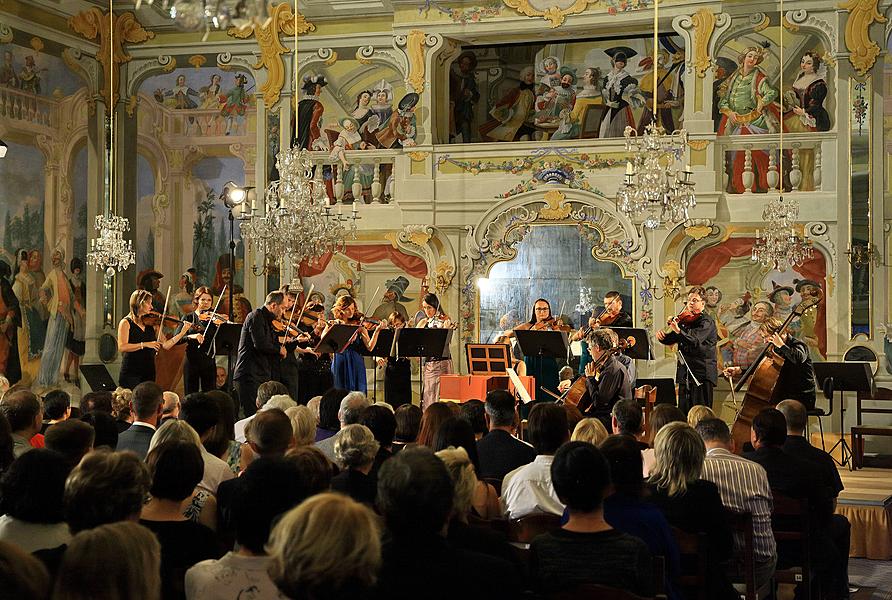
[625,161,634,175]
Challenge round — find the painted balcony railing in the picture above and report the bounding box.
[169,107,250,138]
[715,131,836,194]
[307,150,400,204]
[0,86,56,129]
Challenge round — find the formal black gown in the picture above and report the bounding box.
[119,317,157,389]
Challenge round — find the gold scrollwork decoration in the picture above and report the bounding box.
[68,9,155,108]
[405,30,427,93]
[838,0,885,75]
[162,57,178,72]
[0,25,13,44]
[687,139,711,150]
[406,151,430,162]
[188,55,205,69]
[690,8,715,78]
[228,2,315,108]
[538,190,572,220]
[502,0,591,27]
[752,14,770,32]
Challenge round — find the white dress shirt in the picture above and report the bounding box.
[501,454,564,520]
[198,447,236,495]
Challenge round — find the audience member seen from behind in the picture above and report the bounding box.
[267,493,381,600]
[186,457,307,600]
[316,387,348,442]
[647,422,736,599]
[332,424,380,505]
[1,389,43,458]
[140,441,221,600]
[460,399,487,440]
[392,403,422,453]
[234,380,288,443]
[610,398,646,447]
[53,521,161,600]
[285,405,317,448]
[570,417,609,446]
[375,447,520,600]
[79,391,113,415]
[180,393,236,494]
[239,408,295,471]
[530,441,653,597]
[686,404,716,428]
[642,403,685,476]
[0,540,50,600]
[359,404,396,474]
[414,401,454,448]
[433,416,500,519]
[599,434,681,600]
[79,411,118,450]
[44,419,94,468]
[40,389,71,433]
[0,449,72,553]
[476,389,535,483]
[315,391,370,462]
[284,446,335,496]
[204,389,241,472]
[117,382,163,459]
[501,403,568,519]
[111,387,134,433]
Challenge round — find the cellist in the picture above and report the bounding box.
[580,328,632,428]
[656,286,718,415]
[722,316,816,409]
[570,291,633,375]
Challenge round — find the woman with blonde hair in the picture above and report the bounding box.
[331,424,379,505]
[285,405,317,448]
[267,492,381,600]
[571,417,609,446]
[111,387,133,433]
[329,295,385,394]
[686,404,716,429]
[52,521,161,600]
[647,422,736,599]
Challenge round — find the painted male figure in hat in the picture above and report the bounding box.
[479,66,538,142]
[449,51,480,143]
[371,276,411,322]
[377,93,419,148]
[221,73,251,135]
[297,74,328,150]
[599,47,640,138]
[535,66,577,123]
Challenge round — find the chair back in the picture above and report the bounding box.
[771,492,815,599]
[726,511,764,600]
[671,526,709,600]
[507,512,562,544]
[635,385,657,438]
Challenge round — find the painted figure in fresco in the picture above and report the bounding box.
[717,44,779,193]
[782,51,830,191]
[371,276,411,322]
[296,74,327,150]
[599,47,642,138]
[704,285,731,368]
[137,269,165,312]
[767,282,794,322]
[711,57,738,130]
[37,249,72,387]
[539,56,561,89]
[200,73,223,109]
[0,260,22,385]
[376,93,419,149]
[63,257,86,385]
[729,300,773,370]
[173,272,195,317]
[370,81,394,129]
[156,73,200,109]
[449,51,480,144]
[18,55,44,95]
[636,54,683,133]
[330,117,372,169]
[28,250,45,289]
[352,90,374,129]
[1,51,18,88]
[479,66,538,142]
[535,66,577,126]
[13,250,44,383]
[221,73,250,135]
[794,278,823,359]
[577,66,601,98]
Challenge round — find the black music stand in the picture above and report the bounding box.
[315,324,360,354]
[514,329,569,401]
[80,364,117,392]
[610,327,652,360]
[360,329,396,402]
[394,328,452,402]
[213,323,242,395]
[812,361,875,468]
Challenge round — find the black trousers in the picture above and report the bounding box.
[235,378,261,418]
[183,354,216,395]
[678,380,714,415]
[279,355,300,402]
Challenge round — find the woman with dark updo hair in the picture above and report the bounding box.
[415,293,454,410]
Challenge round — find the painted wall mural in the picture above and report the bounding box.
[448,34,685,144]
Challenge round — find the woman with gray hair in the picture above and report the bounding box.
[331,424,379,505]
[647,422,736,599]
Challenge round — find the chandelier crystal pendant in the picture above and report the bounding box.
[751,196,813,271]
[87,214,137,278]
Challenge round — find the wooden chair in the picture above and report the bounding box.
[670,526,709,600]
[507,512,562,545]
[726,511,772,600]
[771,492,817,600]
[636,384,657,437]
[852,386,892,469]
[549,583,650,600]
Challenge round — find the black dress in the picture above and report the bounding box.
[384,356,412,407]
[176,312,217,395]
[119,317,156,389]
[296,335,334,405]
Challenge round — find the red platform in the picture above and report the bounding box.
[439,374,535,403]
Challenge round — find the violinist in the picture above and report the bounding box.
[275,286,305,401]
[571,291,633,374]
[117,290,189,389]
[656,286,718,415]
[416,293,455,410]
[330,295,386,394]
[233,291,288,417]
[722,317,816,409]
[295,312,333,405]
[174,286,226,394]
[580,328,633,428]
[376,311,412,408]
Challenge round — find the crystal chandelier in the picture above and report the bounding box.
[138,0,266,34]
[614,0,695,230]
[240,147,359,274]
[87,214,136,278]
[751,197,812,271]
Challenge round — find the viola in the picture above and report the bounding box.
[298,304,325,331]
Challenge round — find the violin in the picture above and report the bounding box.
[272,318,304,337]
[348,313,385,331]
[666,307,700,329]
[527,316,571,332]
[143,311,193,328]
[298,303,325,331]
[195,310,229,325]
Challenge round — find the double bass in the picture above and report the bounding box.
[729,294,822,449]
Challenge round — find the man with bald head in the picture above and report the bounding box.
[161,391,180,425]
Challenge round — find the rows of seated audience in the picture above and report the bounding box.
[0,376,851,600]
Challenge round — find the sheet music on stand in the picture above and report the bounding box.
[507,367,534,404]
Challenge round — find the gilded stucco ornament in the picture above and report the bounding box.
[838,0,885,75]
[501,0,591,27]
[538,190,572,220]
[690,9,715,77]
[395,30,437,93]
[683,219,715,241]
[228,2,315,108]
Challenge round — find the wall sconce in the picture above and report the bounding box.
[846,243,880,269]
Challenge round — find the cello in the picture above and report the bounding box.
[546,335,636,408]
[729,293,822,449]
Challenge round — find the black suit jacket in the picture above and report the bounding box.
[743,445,833,525]
[771,337,817,407]
[476,429,536,482]
[582,354,632,414]
[659,313,718,386]
[116,423,155,459]
[233,306,280,383]
[782,435,843,497]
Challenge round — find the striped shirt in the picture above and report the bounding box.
[701,447,776,562]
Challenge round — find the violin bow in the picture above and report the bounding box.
[557,300,566,326]
[156,286,172,353]
[203,285,228,356]
[285,283,315,348]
